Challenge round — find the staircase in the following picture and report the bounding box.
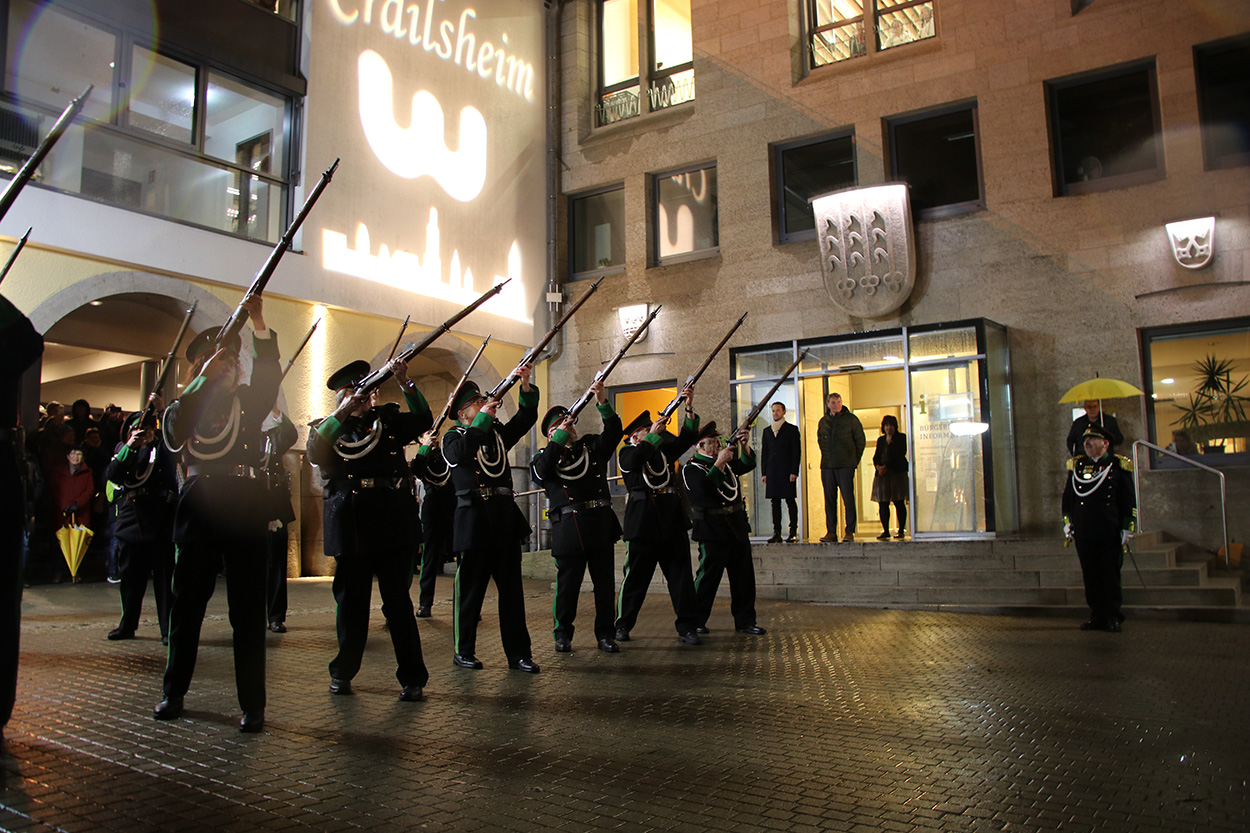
[520,531,1246,622]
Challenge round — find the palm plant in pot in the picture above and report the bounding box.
[1173,355,1250,452]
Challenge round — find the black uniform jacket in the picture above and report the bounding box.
[105,439,177,543]
[260,413,298,525]
[442,386,539,551]
[1,293,43,430]
[1062,453,1137,541]
[308,391,432,559]
[163,330,281,542]
[760,421,801,499]
[531,403,624,554]
[872,432,908,472]
[618,414,700,541]
[411,443,455,531]
[682,447,756,544]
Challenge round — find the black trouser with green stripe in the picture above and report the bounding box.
[553,542,616,643]
[692,537,757,631]
[615,537,699,636]
[453,543,532,664]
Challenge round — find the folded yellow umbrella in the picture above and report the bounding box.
[56,525,94,578]
[1058,377,1144,403]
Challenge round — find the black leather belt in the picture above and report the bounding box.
[557,498,613,516]
[347,475,412,490]
[476,486,513,499]
[693,501,743,519]
[629,486,678,497]
[187,464,256,479]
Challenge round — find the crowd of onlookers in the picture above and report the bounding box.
[21,398,131,584]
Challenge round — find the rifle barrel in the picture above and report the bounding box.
[659,311,748,419]
[0,227,32,288]
[731,350,807,442]
[0,86,92,224]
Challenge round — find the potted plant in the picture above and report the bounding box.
[1173,355,1250,451]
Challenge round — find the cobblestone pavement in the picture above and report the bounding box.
[2,577,1248,833]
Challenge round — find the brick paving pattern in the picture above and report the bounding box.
[2,577,1247,832]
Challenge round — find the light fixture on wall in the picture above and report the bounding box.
[618,303,651,342]
[1165,216,1215,270]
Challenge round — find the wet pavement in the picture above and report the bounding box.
[2,576,1247,832]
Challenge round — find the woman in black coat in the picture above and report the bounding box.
[871,415,908,539]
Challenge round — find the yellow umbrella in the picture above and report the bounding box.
[55,525,94,579]
[1058,377,1144,403]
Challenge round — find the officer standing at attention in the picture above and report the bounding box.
[1063,424,1136,632]
[442,361,540,673]
[260,406,297,634]
[614,390,702,646]
[307,359,431,702]
[531,380,623,654]
[684,424,766,636]
[104,405,177,644]
[155,296,277,733]
[411,428,454,618]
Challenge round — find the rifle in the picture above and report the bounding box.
[658,311,748,420]
[214,157,340,346]
[0,86,92,224]
[430,336,491,435]
[279,318,321,383]
[0,227,31,288]
[727,350,808,446]
[138,301,198,427]
[353,280,509,396]
[485,277,604,401]
[386,315,410,363]
[566,306,662,422]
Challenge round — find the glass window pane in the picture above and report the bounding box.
[648,67,694,111]
[891,106,981,212]
[1147,324,1250,457]
[910,361,987,534]
[602,0,639,88]
[779,133,855,238]
[1050,66,1161,191]
[814,0,863,25]
[909,326,978,362]
[876,2,935,51]
[1195,36,1250,170]
[984,324,1018,532]
[800,337,905,374]
[5,0,115,124]
[734,380,798,538]
[733,346,796,381]
[205,72,285,171]
[811,22,866,66]
[571,187,625,274]
[655,164,717,260]
[129,47,195,144]
[652,0,692,73]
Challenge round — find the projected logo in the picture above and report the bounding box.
[357,49,486,202]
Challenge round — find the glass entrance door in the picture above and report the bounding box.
[908,361,987,534]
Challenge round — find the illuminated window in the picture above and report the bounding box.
[887,102,983,216]
[774,131,856,242]
[1195,34,1250,171]
[1046,61,1163,196]
[596,0,693,127]
[1,0,293,242]
[652,162,717,265]
[570,185,626,279]
[808,1,936,69]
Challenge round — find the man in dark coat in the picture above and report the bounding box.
[411,430,454,618]
[307,359,431,701]
[1,290,43,738]
[614,390,702,645]
[817,392,865,542]
[1062,424,1137,632]
[155,297,278,733]
[684,423,766,636]
[1066,399,1124,457]
[260,407,297,634]
[531,380,623,654]
[442,362,540,673]
[104,406,177,644]
[760,401,801,543]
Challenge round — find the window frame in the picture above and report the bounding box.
[1045,59,1165,197]
[805,0,937,72]
[1193,33,1250,172]
[568,182,628,282]
[885,99,985,219]
[595,0,642,127]
[649,160,719,267]
[595,0,694,128]
[773,129,858,244]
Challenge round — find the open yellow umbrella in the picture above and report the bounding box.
[1058,377,1144,403]
[55,525,93,579]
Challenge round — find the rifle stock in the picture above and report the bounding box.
[658,311,748,419]
[0,86,92,224]
[728,350,807,444]
[567,306,662,422]
[215,158,340,346]
[353,280,509,396]
[486,277,604,401]
[0,227,31,288]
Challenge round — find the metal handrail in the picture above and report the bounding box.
[1131,440,1230,569]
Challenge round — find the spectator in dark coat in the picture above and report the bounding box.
[760,402,801,543]
[1066,400,1123,457]
[870,415,909,539]
[66,399,97,445]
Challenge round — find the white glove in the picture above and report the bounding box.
[1063,523,1073,540]
[1120,530,1133,547]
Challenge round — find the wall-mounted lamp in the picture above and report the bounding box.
[1165,217,1215,270]
[618,303,651,342]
